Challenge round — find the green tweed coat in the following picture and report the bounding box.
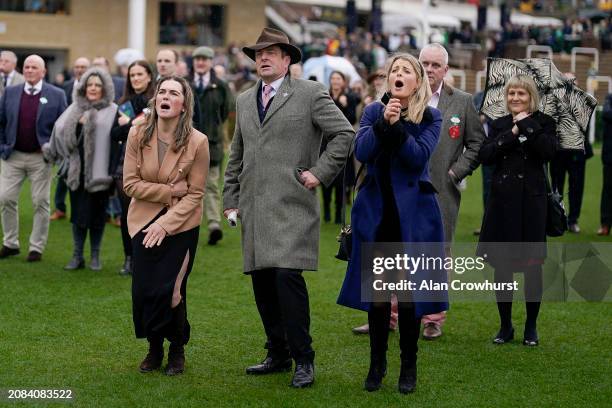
[223,76,355,273]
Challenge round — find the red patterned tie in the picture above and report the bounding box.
[262,84,272,108]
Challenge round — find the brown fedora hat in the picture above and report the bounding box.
[242,27,302,65]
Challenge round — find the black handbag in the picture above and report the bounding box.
[544,165,568,237]
[335,155,364,262]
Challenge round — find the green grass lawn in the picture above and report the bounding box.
[0,150,610,407]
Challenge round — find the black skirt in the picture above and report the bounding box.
[131,211,199,342]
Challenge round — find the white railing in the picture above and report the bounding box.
[475,70,486,92]
[571,47,599,73]
[448,69,466,91]
[526,45,553,60]
[586,75,611,144]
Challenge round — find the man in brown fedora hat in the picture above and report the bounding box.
[223,27,354,388]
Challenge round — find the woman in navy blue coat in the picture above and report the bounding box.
[337,54,448,394]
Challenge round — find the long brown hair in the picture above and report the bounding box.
[119,60,155,104]
[140,76,194,152]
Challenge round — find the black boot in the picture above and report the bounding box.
[64,256,85,270]
[398,361,417,394]
[90,250,102,271]
[165,300,188,375]
[398,304,419,394]
[120,256,132,276]
[364,354,386,391]
[366,303,391,391]
[139,336,164,372]
[65,225,85,270]
[165,342,185,375]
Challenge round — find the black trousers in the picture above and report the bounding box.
[601,164,612,226]
[54,177,68,213]
[251,268,314,363]
[321,176,343,222]
[550,152,586,224]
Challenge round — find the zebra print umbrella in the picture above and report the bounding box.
[480,58,597,150]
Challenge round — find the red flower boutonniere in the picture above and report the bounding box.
[449,115,461,139]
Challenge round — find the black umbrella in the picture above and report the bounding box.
[480,58,597,151]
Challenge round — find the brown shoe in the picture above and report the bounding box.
[50,210,66,220]
[0,245,20,259]
[422,322,442,340]
[352,323,369,334]
[26,251,42,262]
[597,225,610,236]
[165,343,185,376]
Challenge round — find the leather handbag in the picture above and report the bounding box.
[544,165,568,237]
[335,153,364,262]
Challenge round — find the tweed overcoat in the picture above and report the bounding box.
[223,76,355,273]
[428,83,485,243]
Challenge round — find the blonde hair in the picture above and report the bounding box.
[382,53,431,124]
[140,76,194,152]
[504,74,540,113]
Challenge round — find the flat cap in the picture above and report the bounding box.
[192,46,214,59]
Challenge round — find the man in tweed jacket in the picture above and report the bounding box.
[419,43,485,340]
[223,28,354,388]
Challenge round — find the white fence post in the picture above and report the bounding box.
[571,47,599,74]
[526,45,553,59]
[448,69,466,91]
[476,70,486,92]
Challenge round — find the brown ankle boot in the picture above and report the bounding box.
[139,337,164,373]
[165,343,185,376]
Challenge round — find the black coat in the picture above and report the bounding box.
[109,93,150,176]
[477,112,557,264]
[62,80,75,105]
[602,94,612,166]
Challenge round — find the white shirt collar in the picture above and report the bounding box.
[428,80,444,108]
[24,80,43,95]
[262,76,285,99]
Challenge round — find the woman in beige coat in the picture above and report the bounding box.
[123,76,209,376]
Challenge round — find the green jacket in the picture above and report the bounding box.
[193,71,232,166]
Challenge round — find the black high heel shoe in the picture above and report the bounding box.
[523,329,539,346]
[493,327,514,344]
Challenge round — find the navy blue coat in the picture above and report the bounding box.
[0,82,67,160]
[337,102,449,317]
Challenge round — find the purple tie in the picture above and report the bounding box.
[262,84,273,107]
